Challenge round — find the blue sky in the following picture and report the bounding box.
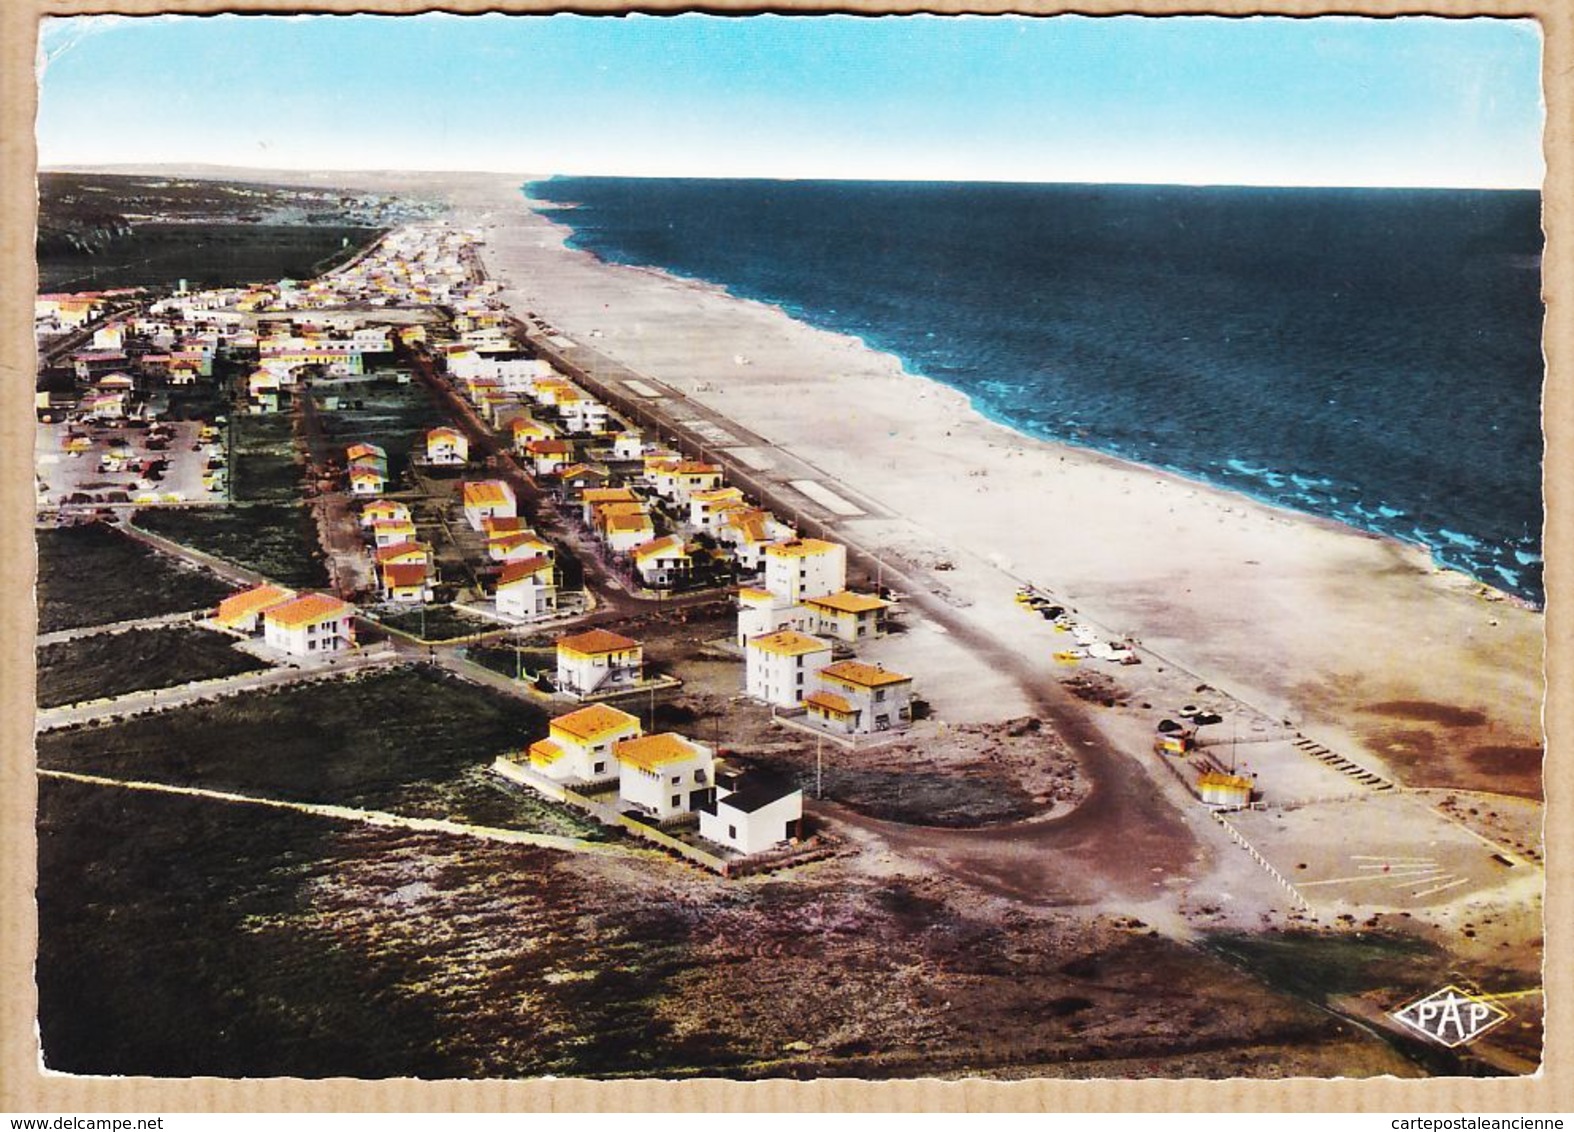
[36,13,1544,188]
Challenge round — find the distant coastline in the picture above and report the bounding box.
[527,175,1545,607]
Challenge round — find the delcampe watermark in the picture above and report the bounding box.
[1390,985,1511,1047]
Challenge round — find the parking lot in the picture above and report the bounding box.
[36,418,225,510]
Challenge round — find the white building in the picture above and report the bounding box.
[805,660,914,735]
[556,628,643,699]
[495,555,556,621]
[763,538,847,604]
[426,427,469,465]
[615,733,715,822]
[527,703,642,784]
[261,593,355,658]
[744,629,833,708]
[462,479,517,531]
[698,766,805,856]
[630,536,691,588]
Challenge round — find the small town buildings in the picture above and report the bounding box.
[806,660,914,735]
[558,464,610,494]
[425,426,469,465]
[462,479,517,531]
[375,540,431,568]
[379,561,432,604]
[371,517,418,548]
[615,733,715,821]
[346,442,387,473]
[689,486,747,534]
[764,538,847,604]
[801,590,890,643]
[719,508,795,571]
[262,592,355,657]
[213,583,296,634]
[745,629,833,708]
[349,465,386,496]
[495,555,556,621]
[360,499,411,528]
[649,460,725,505]
[510,416,555,452]
[630,535,691,588]
[527,703,643,784]
[581,487,641,526]
[1197,771,1255,808]
[489,528,555,564]
[612,432,645,461]
[556,628,643,699]
[698,765,804,856]
[525,438,574,476]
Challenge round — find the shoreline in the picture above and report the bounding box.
[443,171,1542,801]
[523,176,1544,609]
[527,182,1536,612]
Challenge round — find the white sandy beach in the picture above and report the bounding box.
[434,173,1542,802]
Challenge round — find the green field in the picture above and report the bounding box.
[376,604,497,643]
[134,504,329,589]
[314,379,451,484]
[38,222,384,293]
[36,625,270,709]
[36,524,237,634]
[231,413,303,504]
[35,665,581,832]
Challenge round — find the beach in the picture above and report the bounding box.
[442,172,1543,802]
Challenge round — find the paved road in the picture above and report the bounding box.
[36,608,204,647]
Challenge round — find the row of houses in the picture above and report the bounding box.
[212,584,357,657]
[520,702,803,856]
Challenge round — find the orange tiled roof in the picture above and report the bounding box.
[615,733,707,772]
[558,628,640,656]
[264,592,353,629]
[804,590,890,615]
[550,703,641,742]
[819,660,911,689]
[766,537,841,559]
[498,556,552,586]
[805,690,855,716]
[215,584,295,627]
[748,630,830,658]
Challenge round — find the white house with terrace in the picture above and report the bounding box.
[556,628,644,699]
[615,733,715,822]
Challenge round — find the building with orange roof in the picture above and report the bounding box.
[556,628,643,699]
[527,703,643,783]
[489,528,554,564]
[649,460,725,505]
[213,583,296,634]
[461,479,517,531]
[374,540,430,567]
[379,561,432,604]
[349,465,386,497]
[360,499,410,528]
[629,535,691,588]
[802,590,891,643]
[510,415,556,454]
[425,426,469,466]
[371,517,418,548]
[496,555,556,621]
[524,437,573,476]
[615,733,715,821]
[744,629,833,708]
[810,660,914,735]
[688,486,747,533]
[262,592,355,657]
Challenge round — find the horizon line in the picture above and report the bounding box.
[40,162,1544,194]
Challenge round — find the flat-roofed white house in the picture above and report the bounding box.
[495,555,556,621]
[425,426,469,465]
[556,628,643,699]
[735,586,810,647]
[764,538,847,604]
[805,660,914,735]
[745,629,833,708]
[462,479,517,531]
[698,766,805,856]
[615,733,715,822]
[612,432,645,460]
[262,592,355,658]
[527,703,642,784]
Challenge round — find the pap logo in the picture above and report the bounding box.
[1390,985,1510,1047]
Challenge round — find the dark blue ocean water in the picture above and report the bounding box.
[530,178,1545,605]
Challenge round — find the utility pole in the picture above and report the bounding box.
[816,734,824,800]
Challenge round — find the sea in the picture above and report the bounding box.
[529,178,1546,606]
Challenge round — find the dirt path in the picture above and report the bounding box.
[37,768,651,858]
[35,609,202,647]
